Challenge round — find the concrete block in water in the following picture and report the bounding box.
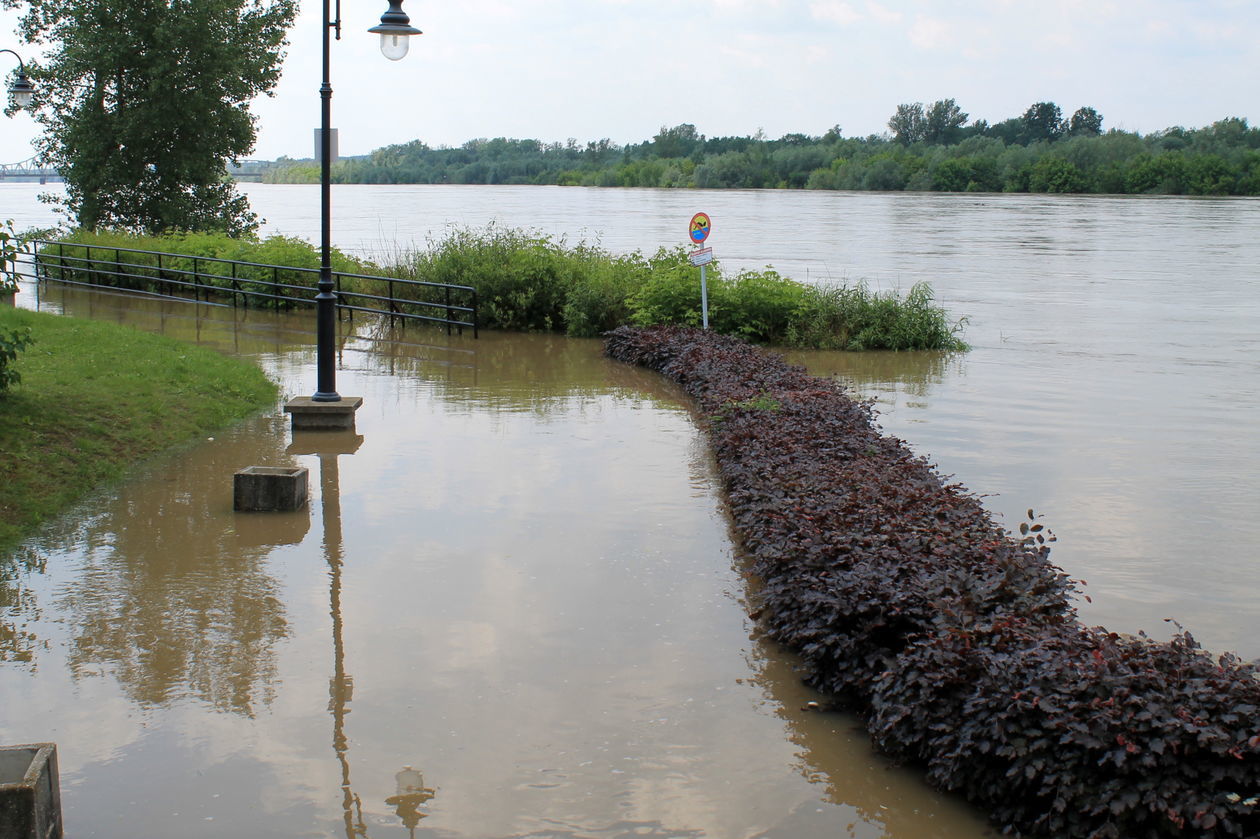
[233,465,309,512]
[283,396,363,431]
[0,743,62,839]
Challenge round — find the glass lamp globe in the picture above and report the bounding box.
[369,1,422,61]
[379,32,410,61]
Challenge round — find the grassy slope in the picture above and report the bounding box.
[0,307,279,551]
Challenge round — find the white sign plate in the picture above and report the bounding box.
[689,247,713,267]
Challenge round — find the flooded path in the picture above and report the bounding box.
[1,287,994,838]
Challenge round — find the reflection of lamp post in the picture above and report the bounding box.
[289,430,363,838]
[2,49,37,109]
[289,432,437,837]
[385,766,436,838]
[309,0,420,404]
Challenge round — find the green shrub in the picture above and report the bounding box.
[1,220,23,294]
[786,281,968,351]
[0,325,33,394]
[627,247,723,329]
[560,248,643,337]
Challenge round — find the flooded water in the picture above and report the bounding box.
[6,183,1258,656]
[3,183,1258,836]
[1,288,995,838]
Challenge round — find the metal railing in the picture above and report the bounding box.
[16,240,478,337]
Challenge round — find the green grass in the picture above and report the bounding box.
[0,307,279,552]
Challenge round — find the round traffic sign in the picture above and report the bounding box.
[689,212,711,244]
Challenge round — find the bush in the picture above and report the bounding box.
[1,219,23,294]
[787,281,968,351]
[0,325,34,394]
[605,325,1260,838]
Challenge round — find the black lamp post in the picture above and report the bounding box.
[312,0,421,402]
[2,49,36,109]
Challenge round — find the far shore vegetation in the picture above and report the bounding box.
[258,101,1260,197]
[0,306,279,552]
[41,227,970,352]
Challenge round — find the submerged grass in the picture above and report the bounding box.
[35,226,969,351]
[0,307,278,552]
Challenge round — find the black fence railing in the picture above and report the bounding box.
[15,240,478,337]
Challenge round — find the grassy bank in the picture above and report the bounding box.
[0,307,278,552]
[42,228,969,351]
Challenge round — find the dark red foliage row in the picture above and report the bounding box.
[604,325,1260,839]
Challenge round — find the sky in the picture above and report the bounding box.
[2,0,1259,164]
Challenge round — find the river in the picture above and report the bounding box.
[1,183,1258,838]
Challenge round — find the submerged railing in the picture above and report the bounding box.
[14,240,478,337]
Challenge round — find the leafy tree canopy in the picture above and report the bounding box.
[889,102,927,145]
[4,0,297,235]
[1022,101,1065,144]
[1069,106,1104,137]
[924,98,969,145]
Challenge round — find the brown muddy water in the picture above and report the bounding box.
[1,287,995,838]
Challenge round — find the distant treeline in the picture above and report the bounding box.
[264,100,1260,196]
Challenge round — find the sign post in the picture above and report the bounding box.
[689,213,712,329]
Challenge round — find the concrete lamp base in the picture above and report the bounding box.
[0,743,62,839]
[284,396,363,432]
[234,466,309,512]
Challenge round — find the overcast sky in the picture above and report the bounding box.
[2,0,1258,164]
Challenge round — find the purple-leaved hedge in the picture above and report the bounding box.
[605,325,1260,839]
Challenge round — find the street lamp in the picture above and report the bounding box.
[368,0,423,61]
[312,0,421,403]
[2,49,36,109]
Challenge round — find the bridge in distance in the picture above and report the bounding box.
[1,158,274,183]
[0,157,61,183]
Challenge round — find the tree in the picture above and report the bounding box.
[651,123,702,159]
[923,98,968,145]
[888,103,927,145]
[1068,106,1104,137]
[5,0,297,234]
[1021,101,1065,144]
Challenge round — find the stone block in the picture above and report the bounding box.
[283,396,363,431]
[234,465,309,512]
[0,743,62,839]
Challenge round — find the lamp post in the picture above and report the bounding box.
[312,0,420,403]
[2,49,36,109]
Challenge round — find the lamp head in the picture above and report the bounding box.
[368,0,422,61]
[9,72,35,109]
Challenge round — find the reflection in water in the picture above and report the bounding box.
[744,631,991,839]
[385,766,436,838]
[354,320,695,417]
[777,348,959,402]
[0,548,46,665]
[297,429,439,838]
[50,417,298,715]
